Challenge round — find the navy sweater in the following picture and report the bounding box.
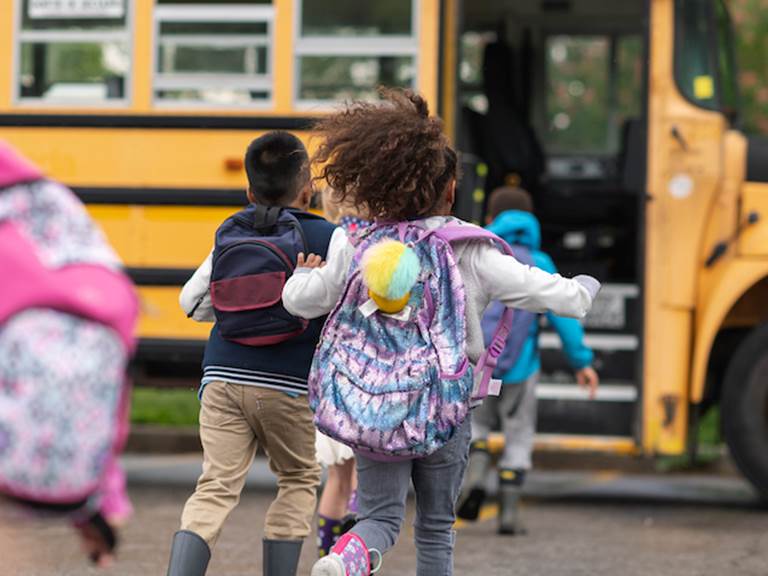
[202,209,336,395]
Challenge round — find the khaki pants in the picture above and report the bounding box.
[180,381,321,546]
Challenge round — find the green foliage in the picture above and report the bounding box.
[731,0,768,134]
[655,408,722,472]
[131,387,200,427]
[48,44,105,83]
[544,35,643,154]
[301,0,411,36]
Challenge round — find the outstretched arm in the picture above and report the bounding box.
[467,242,600,319]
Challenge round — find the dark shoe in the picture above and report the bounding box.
[340,514,358,536]
[497,469,526,536]
[166,530,210,576]
[263,538,303,576]
[456,442,492,520]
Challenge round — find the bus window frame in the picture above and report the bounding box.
[12,0,134,108]
[712,0,741,125]
[293,0,421,109]
[152,3,275,109]
[673,0,740,122]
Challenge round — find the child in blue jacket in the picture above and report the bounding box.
[457,186,599,535]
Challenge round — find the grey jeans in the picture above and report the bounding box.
[471,373,538,470]
[352,418,471,576]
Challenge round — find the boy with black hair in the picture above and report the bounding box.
[166,131,337,576]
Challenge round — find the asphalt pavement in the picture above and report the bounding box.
[2,455,766,576]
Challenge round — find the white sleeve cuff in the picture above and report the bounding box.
[574,275,602,300]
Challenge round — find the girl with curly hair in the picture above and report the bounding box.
[283,89,600,576]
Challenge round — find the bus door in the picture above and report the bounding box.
[453,0,649,452]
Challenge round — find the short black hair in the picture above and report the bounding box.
[244,131,309,205]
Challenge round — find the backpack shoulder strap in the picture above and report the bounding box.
[431,222,514,256]
[431,222,515,401]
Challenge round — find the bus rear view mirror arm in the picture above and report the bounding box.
[705,211,761,268]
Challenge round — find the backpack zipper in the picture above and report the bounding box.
[232,213,308,256]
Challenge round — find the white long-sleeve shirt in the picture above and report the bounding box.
[179,251,214,322]
[283,217,600,364]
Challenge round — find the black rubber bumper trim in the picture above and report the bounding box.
[135,338,206,362]
[127,267,195,286]
[74,186,247,206]
[0,114,317,131]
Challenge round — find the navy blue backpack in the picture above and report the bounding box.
[210,204,307,346]
[480,246,538,378]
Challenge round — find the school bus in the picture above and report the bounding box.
[2,0,768,498]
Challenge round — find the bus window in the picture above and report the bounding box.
[674,0,719,110]
[295,0,418,105]
[545,34,643,157]
[16,0,131,104]
[154,1,274,106]
[545,36,611,154]
[675,0,740,120]
[299,0,412,36]
[459,30,497,114]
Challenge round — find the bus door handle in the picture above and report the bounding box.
[670,125,689,152]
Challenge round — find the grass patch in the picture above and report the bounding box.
[697,406,721,447]
[131,387,200,427]
[655,407,723,472]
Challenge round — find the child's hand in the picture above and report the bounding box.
[297,253,325,269]
[576,367,600,399]
[75,513,118,568]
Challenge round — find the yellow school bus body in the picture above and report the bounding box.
[2,0,768,494]
[0,0,440,351]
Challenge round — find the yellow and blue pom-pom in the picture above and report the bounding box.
[361,240,421,313]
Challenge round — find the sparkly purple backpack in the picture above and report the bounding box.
[308,219,515,460]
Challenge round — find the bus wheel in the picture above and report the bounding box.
[722,322,768,500]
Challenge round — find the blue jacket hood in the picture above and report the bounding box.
[487,210,541,250]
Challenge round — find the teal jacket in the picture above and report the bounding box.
[487,210,594,383]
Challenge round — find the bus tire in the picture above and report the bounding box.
[722,322,768,500]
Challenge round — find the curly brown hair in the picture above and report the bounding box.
[312,89,455,221]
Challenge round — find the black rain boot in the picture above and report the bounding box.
[498,469,527,536]
[263,539,303,576]
[166,530,211,576]
[456,440,492,520]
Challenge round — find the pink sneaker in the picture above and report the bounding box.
[310,532,382,576]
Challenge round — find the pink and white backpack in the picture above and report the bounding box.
[0,141,138,508]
